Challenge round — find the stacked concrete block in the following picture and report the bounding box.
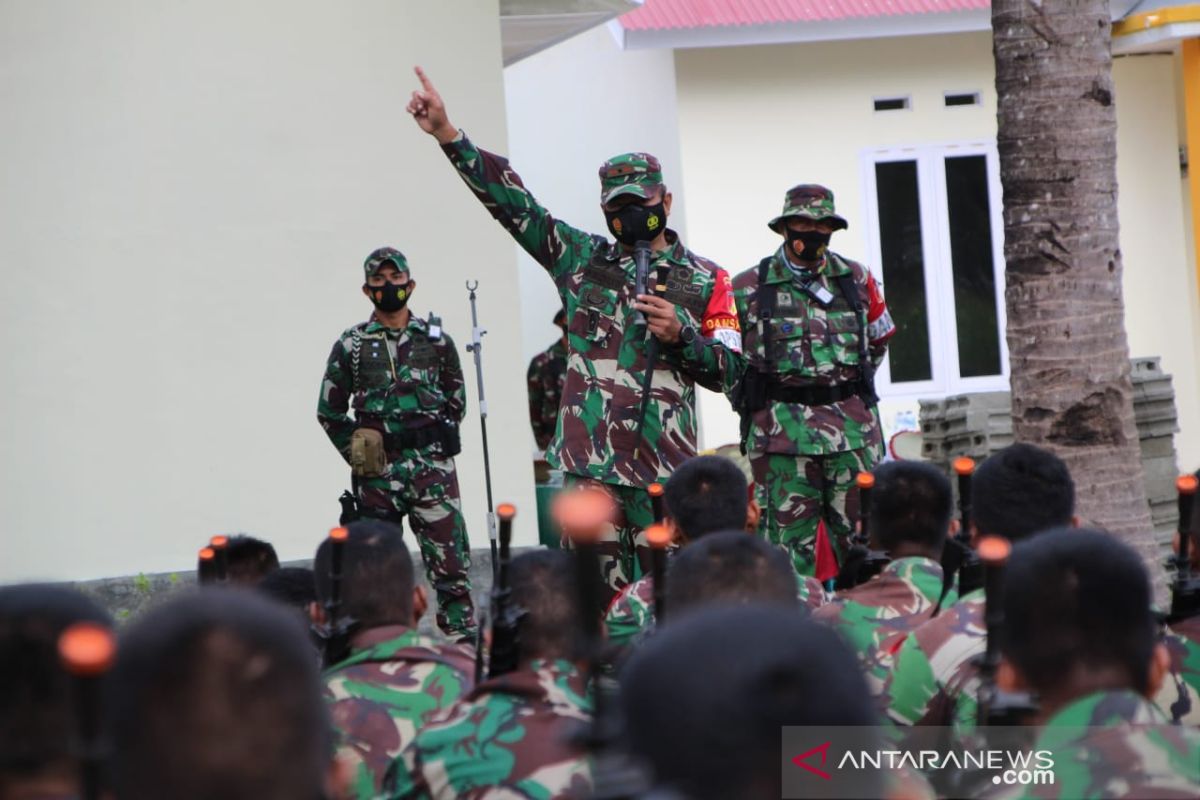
[916,358,1181,564]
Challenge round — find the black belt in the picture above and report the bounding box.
[765,382,862,406]
[384,425,450,451]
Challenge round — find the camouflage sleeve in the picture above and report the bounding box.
[865,271,895,366]
[439,333,466,424]
[881,633,940,727]
[317,336,355,464]
[527,355,552,450]
[603,586,652,649]
[383,741,432,800]
[664,268,747,394]
[441,132,593,284]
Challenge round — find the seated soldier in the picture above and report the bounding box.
[619,606,884,800]
[883,443,1077,729]
[387,550,592,799]
[0,586,112,800]
[604,455,822,649]
[315,520,475,799]
[225,534,280,584]
[814,461,954,693]
[666,530,800,619]
[988,531,1200,798]
[108,589,343,800]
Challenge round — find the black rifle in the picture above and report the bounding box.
[338,485,361,526]
[487,504,524,679]
[975,536,1038,726]
[465,280,500,583]
[315,527,359,669]
[1168,474,1200,624]
[648,481,665,524]
[210,536,229,583]
[835,471,890,590]
[631,247,664,463]
[933,457,980,615]
[197,547,217,585]
[647,524,670,625]
[59,622,116,800]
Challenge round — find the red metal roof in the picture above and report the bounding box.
[620,0,990,30]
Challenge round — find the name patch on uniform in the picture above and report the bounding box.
[662,266,707,315]
[584,262,626,292]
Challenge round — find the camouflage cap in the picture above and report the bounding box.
[363,247,410,280]
[598,152,664,205]
[768,184,849,233]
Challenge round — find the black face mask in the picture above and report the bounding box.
[366,283,410,313]
[785,230,832,263]
[604,201,667,247]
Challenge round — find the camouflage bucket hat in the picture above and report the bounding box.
[598,152,664,205]
[768,184,849,233]
[363,247,411,280]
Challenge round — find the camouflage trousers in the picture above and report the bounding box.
[562,474,655,610]
[750,446,881,578]
[358,453,475,638]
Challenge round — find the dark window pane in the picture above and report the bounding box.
[875,160,932,382]
[945,155,1002,378]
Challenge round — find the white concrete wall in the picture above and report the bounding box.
[0,0,537,582]
[673,33,1199,467]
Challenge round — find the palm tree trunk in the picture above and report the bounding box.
[992,0,1161,589]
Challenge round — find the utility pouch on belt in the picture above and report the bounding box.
[350,428,387,477]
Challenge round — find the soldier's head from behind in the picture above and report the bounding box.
[664,454,755,544]
[973,443,1077,544]
[870,460,953,559]
[998,530,1168,718]
[769,184,849,266]
[509,550,583,664]
[0,586,112,798]
[224,534,280,585]
[666,531,798,620]
[313,520,426,631]
[620,606,881,800]
[362,246,415,315]
[108,589,339,800]
[598,152,673,249]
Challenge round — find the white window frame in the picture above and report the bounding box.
[859,141,1010,401]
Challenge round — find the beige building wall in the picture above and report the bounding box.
[674,33,1199,467]
[0,0,537,582]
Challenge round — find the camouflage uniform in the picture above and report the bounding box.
[884,594,1200,730]
[984,691,1200,799]
[386,658,592,799]
[604,565,829,649]
[440,133,740,601]
[732,186,894,578]
[317,249,475,637]
[322,625,476,799]
[527,338,568,451]
[814,556,955,695]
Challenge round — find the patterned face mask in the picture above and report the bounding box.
[366,282,410,313]
[785,229,832,262]
[604,200,666,247]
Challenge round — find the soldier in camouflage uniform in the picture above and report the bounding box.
[317,247,474,638]
[813,462,956,694]
[527,309,568,453]
[730,185,895,579]
[386,550,592,799]
[316,521,476,799]
[883,444,1077,729]
[982,531,1200,799]
[408,67,741,603]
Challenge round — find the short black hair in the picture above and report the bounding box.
[509,550,581,661]
[620,606,881,800]
[665,532,798,619]
[108,589,331,800]
[664,455,748,541]
[0,586,112,787]
[314,520,413,628]
[255,567,317,612]
[225,535,280,584]
[1000,529,1156,699]
[870,461,952,554]
[973,443,1075,542]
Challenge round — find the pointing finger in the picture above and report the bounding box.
[414,65,435,94]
